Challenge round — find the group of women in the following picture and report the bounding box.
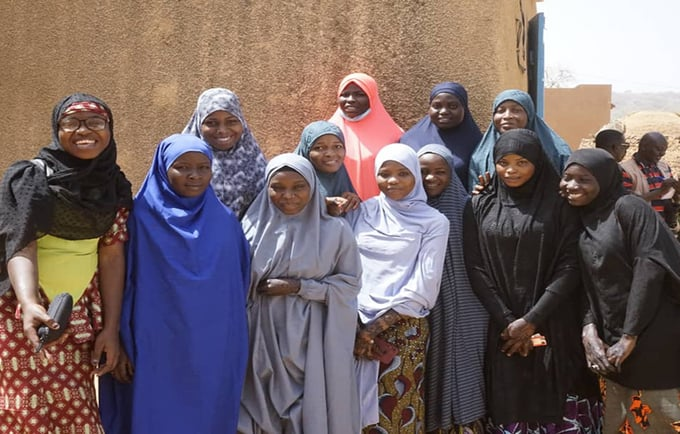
[1,71,679,434]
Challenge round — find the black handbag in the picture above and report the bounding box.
[35,293,73,352]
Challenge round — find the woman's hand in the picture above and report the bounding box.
[353,328,375,360]
[582,323,615,374]
[504,318,536,340]
[326,197,344,216]
[257,278,300,296]
[340,192,361,212]
[501,318,536,357]
[18,302,59,349]
[93,327,120,375]
[501,336,533,357]
[606,334,637,372]
[326,193,361,216]
[472,172,491,195]
[112,347,135,383]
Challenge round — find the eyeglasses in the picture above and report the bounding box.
[58,116,108,132]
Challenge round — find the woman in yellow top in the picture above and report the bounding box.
[0,93,133,433]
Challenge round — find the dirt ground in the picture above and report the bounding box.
[579,111,680,172]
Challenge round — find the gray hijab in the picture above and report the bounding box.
[239,153,361,434]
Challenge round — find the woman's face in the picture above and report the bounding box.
[428,92,465,130]
[493,101,529,133]
[57,112,111,160]
[377,161,416,201]
[419,153,451,198]
[338,83,370,118]
[308,134,346,174]
[495,153,535,188]
[560,164,600,207]
[167,151,212,198]
[268,169,311,215]
[200,110,243,151]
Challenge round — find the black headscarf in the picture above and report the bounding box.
[486,128,558,212]
[469,129,591,423]
[563,148,625,220]
[0,93,132,295]
[567,148,680,388]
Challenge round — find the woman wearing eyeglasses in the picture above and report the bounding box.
[0,93,132,433]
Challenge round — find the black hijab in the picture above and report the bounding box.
[565,148,680,305]
[563,148,624,220]
[0,93,132,295]
[471,129,587,423]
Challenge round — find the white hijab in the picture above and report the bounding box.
[351,143,449,322]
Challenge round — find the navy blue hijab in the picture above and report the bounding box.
[401,82,482,187]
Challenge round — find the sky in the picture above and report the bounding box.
[537,0,680,93]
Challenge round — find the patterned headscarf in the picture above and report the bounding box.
[183,88,267,217]
[62,101,109,120]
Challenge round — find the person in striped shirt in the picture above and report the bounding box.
[620,132,679,230]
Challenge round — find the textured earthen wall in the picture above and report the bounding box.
[0,0,535,189]
[544,85,612,149]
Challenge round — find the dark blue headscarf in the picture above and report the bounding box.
[294,120,356,197]
[401,82,482,187]
[467,89,572,190]
[99,134,250,433]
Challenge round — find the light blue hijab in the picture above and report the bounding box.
[467,89,572,190]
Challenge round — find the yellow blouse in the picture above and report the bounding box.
[37,234,99,301]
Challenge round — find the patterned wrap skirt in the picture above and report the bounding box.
[0,209,127,434]
[364,316,429,434]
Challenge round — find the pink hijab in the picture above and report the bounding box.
[329,73,403,200]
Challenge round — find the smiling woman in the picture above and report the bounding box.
[166,151,212,198]
[348,144,449,433]
[329,73,403,200]
[467,89,572,190]
[99,134,250,434]
[294,120,360,216]
[560,148,680,432]
[183,87,267,217]
[401,82,482,188]
[238,153,362,433]
[416,144,488,433]
[465,129,602,432]
[0,93,133,433]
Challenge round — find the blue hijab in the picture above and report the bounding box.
[467,89,572,190]
[401,82,482,188]
[99,134,250,434]
[294,120,356,197]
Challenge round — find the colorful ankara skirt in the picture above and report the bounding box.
[364,317,429,434]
